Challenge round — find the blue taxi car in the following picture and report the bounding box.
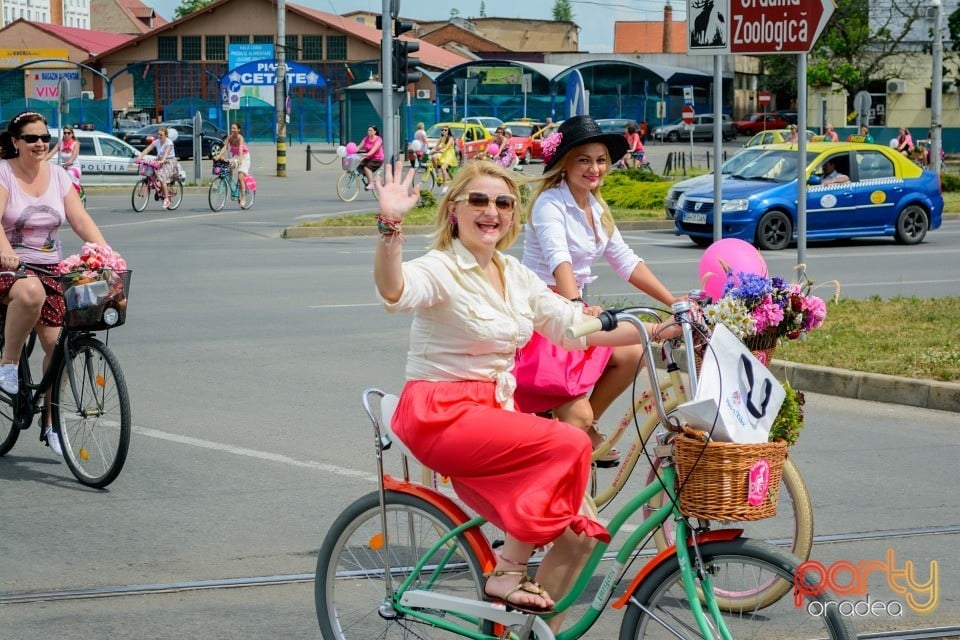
[674,142,944,250]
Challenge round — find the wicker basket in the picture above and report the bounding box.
[673,430,787,521]
[743,328,779,366]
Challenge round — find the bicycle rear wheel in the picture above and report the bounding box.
[239,188,255,210]
[418,166,438,193]
[131,178,150,212]
[315,490,487,640]
[0,397,19,456]
[337,171,360,202]
[53,336,131,488]
[166,180,184,210]
[208,177,228,211]
[619,538,856,640]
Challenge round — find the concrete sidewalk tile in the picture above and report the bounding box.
[857,372,931,408]
[926,381,960,413]
[771,361,863,399]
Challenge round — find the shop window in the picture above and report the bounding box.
[182,35,201,61]
[327,35,346,60]
[253,35,273,44]
[303,35,323,60]
[158,36,177,60]
[206,35,226,61]
[230,35,249,44]
[285,35,299,61]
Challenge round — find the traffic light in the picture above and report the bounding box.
[392,20,421,87]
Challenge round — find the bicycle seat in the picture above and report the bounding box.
[379,393,424,464]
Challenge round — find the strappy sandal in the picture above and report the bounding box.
[483,570,556,615]
[588,425,620,468]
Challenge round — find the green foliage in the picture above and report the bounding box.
[601,171,670,210]
[552,0,573,21]
[479,0,487,18]
[940,172,960,193]
[174,0,215,19]
[769,381,805,446]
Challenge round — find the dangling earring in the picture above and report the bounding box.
[448,213,457,226]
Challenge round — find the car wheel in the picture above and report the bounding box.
[894,205,928,244]
[522,149,531,164]
[691,236,713,247]
[667,131,680,142]
[755,210,793,251]
[209,141,222,160]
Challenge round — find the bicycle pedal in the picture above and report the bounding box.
[594,458,619,469]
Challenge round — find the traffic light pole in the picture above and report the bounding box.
[381,0,394,166]
[275,0,287,177]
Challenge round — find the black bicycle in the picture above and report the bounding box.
[0,264,132,488]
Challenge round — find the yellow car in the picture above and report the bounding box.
[743,128,816,147]
[424,122,493,162]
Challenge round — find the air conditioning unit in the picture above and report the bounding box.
[415,89,431,100]
[80,90,94,99]
[887,80,907,94]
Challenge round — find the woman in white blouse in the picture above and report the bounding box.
[372,159,676,625]
[518,115,679,465]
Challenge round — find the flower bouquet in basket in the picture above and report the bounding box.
[57,243,130,329]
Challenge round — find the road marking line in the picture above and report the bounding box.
[133,426,377,482]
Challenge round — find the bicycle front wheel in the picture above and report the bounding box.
[644,454,813,610]
[315,490,487,640]
[619,538,856,640]
[53,336,131,488]
[131,178,150,211]
[0,397,19,456]
[166,180,184,210]
[208,177,228,211]
[336,171,360,202]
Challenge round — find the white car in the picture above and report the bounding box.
[460,116,504,136]
[49,128,142,185]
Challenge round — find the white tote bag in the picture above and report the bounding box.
[677,323,785,443]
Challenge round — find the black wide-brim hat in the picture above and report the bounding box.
[542,115,630,172]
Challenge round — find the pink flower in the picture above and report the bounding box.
[802,295,826,331]
[541,131,563,164]
[58,243,126,277]
[751,297,784,333]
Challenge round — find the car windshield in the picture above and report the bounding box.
[731,150,816,182]
[427,125,464,139]
[507,124,537,137]
[722,148,766,174]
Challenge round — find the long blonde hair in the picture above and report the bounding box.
[526,146,616,237]
[430,161,522,252]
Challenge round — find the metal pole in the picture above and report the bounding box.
[797,53,808,268]
[381,0,394,165]
[275,0,287,177]
[931,0,943,175]
[712,55,723,243]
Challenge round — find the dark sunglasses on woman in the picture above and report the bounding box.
[19,133,52,143]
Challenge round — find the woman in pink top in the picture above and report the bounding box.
[357,125,384,189]
[216,122,252,206]
[0,111,115,456]
[44,124,82,192]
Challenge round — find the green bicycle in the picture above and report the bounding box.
[315,302,855,640]
[209,159,255,211]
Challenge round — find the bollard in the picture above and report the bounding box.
[306,144,311,171]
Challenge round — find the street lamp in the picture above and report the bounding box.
[931,0,943,174]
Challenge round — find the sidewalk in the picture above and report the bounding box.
[265,142,960,414]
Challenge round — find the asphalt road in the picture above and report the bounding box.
[0,172,957,639]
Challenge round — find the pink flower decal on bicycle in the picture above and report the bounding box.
[747,458,771,507]
[541,132,562,164]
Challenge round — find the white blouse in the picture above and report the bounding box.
[380,239,587,408]
[522,181,642,294]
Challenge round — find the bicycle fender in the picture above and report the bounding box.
[611,529,743,609]
[383,475,498,571]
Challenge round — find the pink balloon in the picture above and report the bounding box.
[345,142,358,155]
[486,143,499,157]
[699,238,768,301]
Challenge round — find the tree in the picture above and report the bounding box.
[479,1,487,18]
[174,0,215,19]
[760,0,929,98]
[553,0,573,22]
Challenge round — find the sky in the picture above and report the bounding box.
[147,0,687,54]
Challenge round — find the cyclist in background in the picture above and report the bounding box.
[430,126,458,193]
[623,122,644,168]
[216,122,252,207]
[0,111,117,456]
[357,125,384,190]
[136,126,177,208]
[44,124,83,196]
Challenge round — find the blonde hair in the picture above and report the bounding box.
[430,161,522,252]
[526,146,616,237]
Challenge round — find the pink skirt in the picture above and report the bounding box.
[393,379,610,546]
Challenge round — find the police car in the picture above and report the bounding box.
[49,128,142,185]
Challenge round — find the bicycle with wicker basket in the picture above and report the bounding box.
[314,301,855,640]
[131,157,183,212]
[0,264,132,488]
[336,153,384,202]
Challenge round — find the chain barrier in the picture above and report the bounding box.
[306,144,341,171]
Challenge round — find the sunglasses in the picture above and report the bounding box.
[63,130,73,135]
[454,191,517,213]
[19,133,51,143]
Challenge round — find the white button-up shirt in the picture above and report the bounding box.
[380,240,587,408]
[522,181,642,294]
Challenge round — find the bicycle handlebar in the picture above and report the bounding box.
[0,263,58,278]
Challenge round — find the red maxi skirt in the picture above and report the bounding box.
[393,379,610,547]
